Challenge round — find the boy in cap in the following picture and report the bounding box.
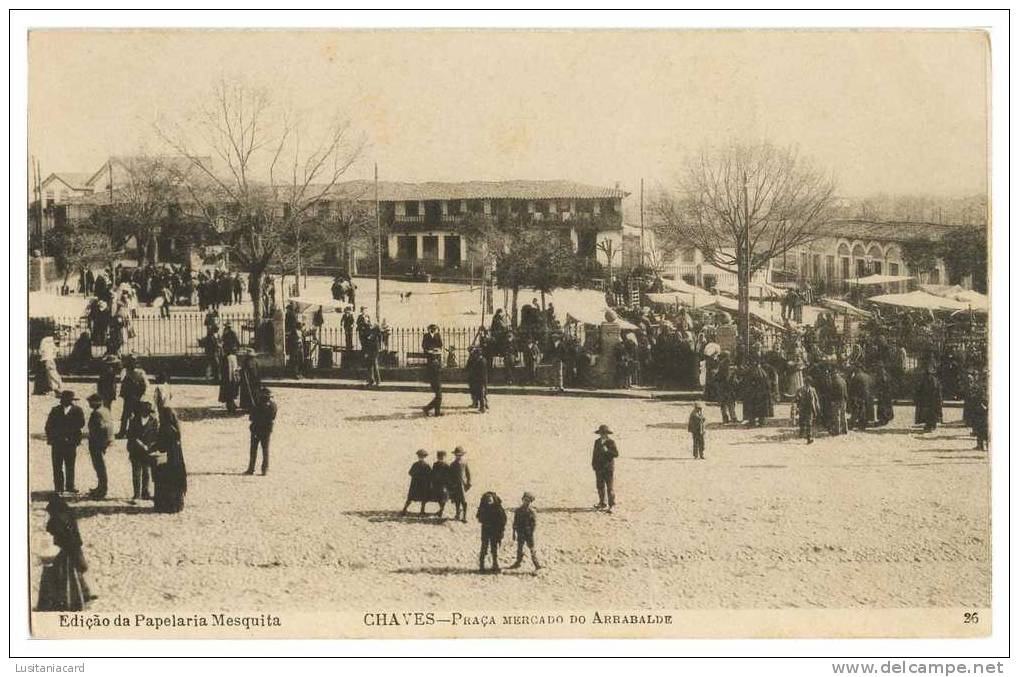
[591,424,619,512]
[85,393,113,499]
[401,450,433,515]
[431,451,451,518]
[509,492,541,570]
[44,390,86,494]
[688,401,707,459]
[448,447,472,522]
[126,400,157,502]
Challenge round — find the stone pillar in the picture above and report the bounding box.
[416,234,424,259]
[437,234,446,264]
[387,234,398,259]
[592,317,622,388]
[459,236,467,263]
[271,307,286,363]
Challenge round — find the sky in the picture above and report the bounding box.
[28,29,989,198]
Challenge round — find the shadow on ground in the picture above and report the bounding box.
[342,509,458,525]
[71,504,154,518]
[175,406,245,423]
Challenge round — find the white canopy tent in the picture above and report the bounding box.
[564,306,638,330]
[846,274,913,285]
[921,284,989,311]
[868,290,982,313]
[287,295,352,315]
[819,297,872,318]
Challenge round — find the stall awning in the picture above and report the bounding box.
[645,291,717,308]
[921,285,989,310]
[712,278,785,299]
[868,290,982,313]
[565,308,637,330]
[288,295,352,314]
[703,295,788,331]
[819,297,872,318]
[846,274,913,285]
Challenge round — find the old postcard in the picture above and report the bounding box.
[24,28,991,640]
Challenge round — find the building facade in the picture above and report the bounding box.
[351,180,629,271]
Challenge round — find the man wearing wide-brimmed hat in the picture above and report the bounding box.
[96,354,121,410]
[44,390,86,494]
[116,354,148,439]
[246,387,277,476]
[85,392,113,499]
[591,424,619,512]
[126,400,157,502]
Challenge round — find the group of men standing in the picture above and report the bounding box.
[43,354,187,512]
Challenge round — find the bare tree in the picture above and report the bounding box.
[654,142,836,355]
[94,155,181,264]
[159,78,365,331]
[596,238,617,284]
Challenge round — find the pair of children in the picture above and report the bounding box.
[476,491,541,573]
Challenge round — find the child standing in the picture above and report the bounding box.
[688,401,707,459]
[476,491,507,573]
[508,492,542,570]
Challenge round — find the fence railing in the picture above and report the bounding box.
[31,313,486,368]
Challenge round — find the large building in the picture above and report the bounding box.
[664,219,980,294]
[327,179,629,271]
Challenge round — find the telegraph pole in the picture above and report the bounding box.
[639,177,645,267]
[375,162,382,323]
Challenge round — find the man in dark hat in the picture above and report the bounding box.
[421,325,444,417]
[246,387,277,475]
[85,393,113,499]
[44,391,86,494]
[914,366,944,433]
[126,400,157,502]
[116,354,148,439]
[795,376,822,445]
[96,354,120,410]
[448,447,472,522]
[591,424,619,512]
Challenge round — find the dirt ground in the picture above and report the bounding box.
[27,385,990,613]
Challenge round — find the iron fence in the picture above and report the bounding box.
[32,312,486,368]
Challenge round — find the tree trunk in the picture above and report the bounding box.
[738,257,751,360]
[249,270,264,328]
[511,287,519,328]
[540,289,546,311]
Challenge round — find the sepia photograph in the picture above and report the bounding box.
[19,22,998,647]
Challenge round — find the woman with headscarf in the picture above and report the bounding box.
[150,404,187,514]
[37,495,94,611]
[35,333,63,395]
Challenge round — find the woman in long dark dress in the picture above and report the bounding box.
[151,406,187,514]
[237,352,262,411]
[37,495,94,611]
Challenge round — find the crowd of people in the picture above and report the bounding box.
[32,270,991,608]
[36,347,283,610]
